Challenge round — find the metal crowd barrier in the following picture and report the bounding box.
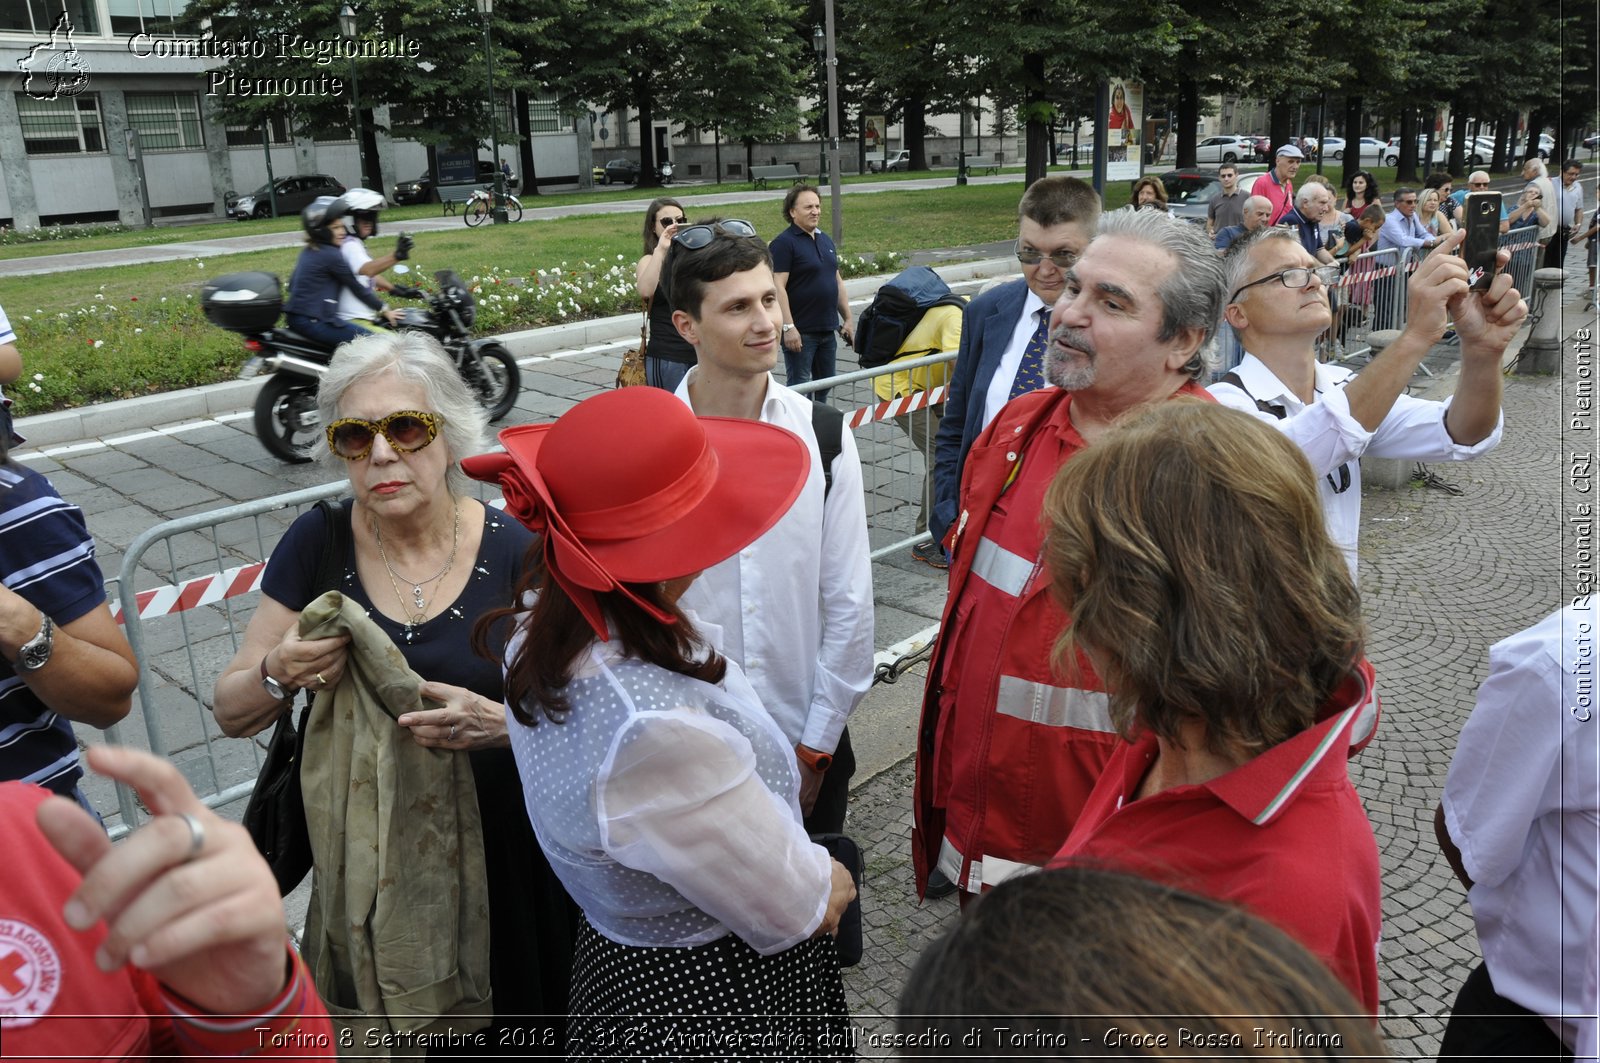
[95,352,959,835]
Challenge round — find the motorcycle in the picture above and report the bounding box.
[656,159,674,185]
[202,268,520,464]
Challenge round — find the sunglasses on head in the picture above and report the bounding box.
[658,214,688,227]
[325,410,441,460]
[672,218,757,250]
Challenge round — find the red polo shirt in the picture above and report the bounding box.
[1052,669,1382,1013]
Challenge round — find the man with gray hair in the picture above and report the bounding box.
[914,210,1227,903]
[1213,195,1272,252]
[1521,156,1559,255]
[1284,181,1343,264]
[1208,227,1524,574]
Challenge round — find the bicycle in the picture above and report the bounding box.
[464,185,523,226]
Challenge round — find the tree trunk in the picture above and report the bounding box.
[636,87,658,189]
[1396,107,1419,184]
[1449,103,1469,176]
[1268,97,1292,161]
[1176,79,1199,168]
[1023,53,1048,186]
[513,89,538,195]
[1492,115,1512,172]
[714,125,722,184]
[1340,95,1362,189]
[905,95,927,170]
[358,108,382,194]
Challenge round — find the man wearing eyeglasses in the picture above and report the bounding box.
[929,176,1100,555]
[1210,228,1524,574]
[1376,188,1441,252]
[915,211,1227,905]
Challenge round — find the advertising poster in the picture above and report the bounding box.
[1106,79,1143,181]
[865,114,886,165]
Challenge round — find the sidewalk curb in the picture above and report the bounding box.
[15,258,1019,449]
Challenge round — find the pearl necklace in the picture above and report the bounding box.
[376,502,461,626]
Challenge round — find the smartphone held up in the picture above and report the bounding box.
[1461,191,1502,291]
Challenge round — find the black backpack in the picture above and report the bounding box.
[854,266,967,369]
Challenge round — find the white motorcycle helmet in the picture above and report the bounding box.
[342,187,387,237]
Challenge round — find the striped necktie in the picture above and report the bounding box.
[1009,307,1050,400]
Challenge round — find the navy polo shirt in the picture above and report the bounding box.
[770,223,841,332]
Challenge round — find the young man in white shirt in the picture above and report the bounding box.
[668,220,875,836]
[1209,227,1523,574]
[335,189,416,322]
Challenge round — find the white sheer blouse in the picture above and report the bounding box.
[506,621,833,955]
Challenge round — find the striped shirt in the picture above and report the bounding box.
[0,461,107,795]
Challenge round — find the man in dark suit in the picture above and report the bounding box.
[928,177,1101,557]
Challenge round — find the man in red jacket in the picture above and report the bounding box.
[1,745,332,1058]
[913,210,1229,903]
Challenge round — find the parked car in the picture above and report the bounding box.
[1194,135,1255,164]
[594,158,640,185]
[392,162,508,206]
[1249,135,1273,163]
[1155,168,1267,225]
[226,174,346,220]
[1584,132,1600,152]
[868,149,913,173]
[1308,136,1385,161]
[1382,136,1452,167]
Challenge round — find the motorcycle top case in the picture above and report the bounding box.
[202,272,283,333]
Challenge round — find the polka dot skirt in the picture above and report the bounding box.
[565,918,852,1061]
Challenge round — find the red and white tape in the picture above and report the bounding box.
[846,385,948,429]
[112,561,266,625]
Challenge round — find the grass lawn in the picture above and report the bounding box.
[5,182,1053,416]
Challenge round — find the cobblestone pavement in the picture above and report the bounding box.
[835,282,1597,1056]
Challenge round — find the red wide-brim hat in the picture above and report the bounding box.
[462,388,808,636]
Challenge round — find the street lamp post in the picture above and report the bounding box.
[338,4,362,188]
[811,25,825,182]
[475,0,507,224]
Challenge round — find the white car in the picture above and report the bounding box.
[1311,137,1385,162]
[868,149,912,173]
[1194,136,1255,164]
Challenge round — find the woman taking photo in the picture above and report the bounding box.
[634,197,698,392]
[1341,169,1382,219]
[214,332,575,1050]
[466,386,855,1059]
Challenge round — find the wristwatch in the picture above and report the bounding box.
[795,744,833,774]
[14,613,54,672]
[259,656,296,701]
[781,323,795,334]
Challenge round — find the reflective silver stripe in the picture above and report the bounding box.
[937,837,1038,893]
[995,675,1115,731]
[970,536,1036,598]
[1349,674,1378,750]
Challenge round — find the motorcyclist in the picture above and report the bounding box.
[336,188,422,323]
[284,195,398,348]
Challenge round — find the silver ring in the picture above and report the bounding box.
[448,723,456,741]
[315,672,327,687]
[177,812,205,862]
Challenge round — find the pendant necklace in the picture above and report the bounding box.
[376,501,461,629]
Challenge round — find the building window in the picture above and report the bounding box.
[225,114,292,147]
[528,94,571,134]
[16,93,104,155]
[1,0,100,35]
[127,91,203,150]
[106,0,192,35]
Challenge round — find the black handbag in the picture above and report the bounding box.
[241,499,348,895]
[812,832,864,967]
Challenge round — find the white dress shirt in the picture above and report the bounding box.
[1442,605,1598,1052]
[1559,179,1587,229]
[981,291,1054,430]
[674,370,874,754]
[1208,354,1502,574]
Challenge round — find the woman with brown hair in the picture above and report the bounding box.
[634,196,697,391]
[466,386,855,1059]
[1043,400,1383,1014]
[1129,174,1168,212]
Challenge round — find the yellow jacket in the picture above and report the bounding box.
[873,304,964,401]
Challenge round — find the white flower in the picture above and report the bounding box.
[32,372,43,381]
[93,340,104,348]
[28,382,40,392]
[134,327,143,334]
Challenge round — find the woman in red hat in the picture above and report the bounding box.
[468,386,856,1059]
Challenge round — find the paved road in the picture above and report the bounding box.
[12,238,1595,1056]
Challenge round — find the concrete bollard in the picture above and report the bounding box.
[1514,267,1565,375]
[1360,329,1414,489]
